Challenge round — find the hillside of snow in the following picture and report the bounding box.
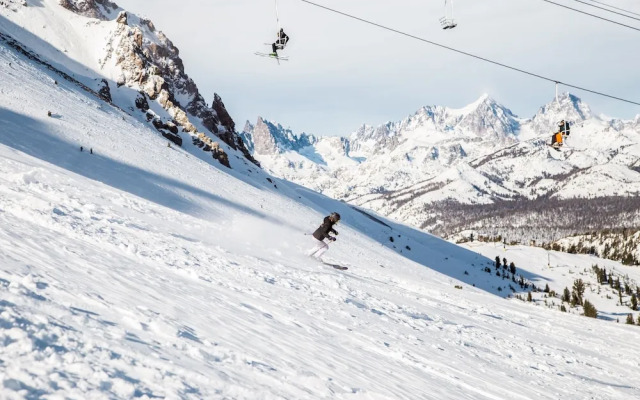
[0,0,256,169]
[3,2,640,398]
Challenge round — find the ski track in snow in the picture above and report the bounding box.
[1,7,640,400]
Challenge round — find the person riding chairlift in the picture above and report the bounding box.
[559,120,570,136]
[551,121,565,148]
[271,28,289,57]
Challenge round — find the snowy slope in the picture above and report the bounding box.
[459,241,640,323]
[3,17,640,400]
[0,0,256,169]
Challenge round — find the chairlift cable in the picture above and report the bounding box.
[570,0,640,22]
[275,0,281,31]
[538,0,640,31]
[298,0,640,107]
[586,0,640,18]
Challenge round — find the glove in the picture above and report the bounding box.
[334,231,339,236]
[329,237,337,242]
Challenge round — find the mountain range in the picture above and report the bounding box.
[241,93,640,241]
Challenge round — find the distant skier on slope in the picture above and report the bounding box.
[271,28,289,57]
[307,212,340,260]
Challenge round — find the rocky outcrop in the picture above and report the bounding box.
[58,0,118,20]
[98,8,256,168]
[246,117,317,155]
[0,0,27,11]
[134,91,149,112]
[97,78,111,102]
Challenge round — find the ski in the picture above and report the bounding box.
[322,262,348,271]
[255,52,289,61]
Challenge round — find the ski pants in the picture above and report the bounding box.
[307,238,328,259]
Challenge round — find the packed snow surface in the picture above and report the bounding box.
[2,9,640,400]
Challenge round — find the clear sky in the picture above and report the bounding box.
[116,0,640,136]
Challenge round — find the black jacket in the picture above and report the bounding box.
[313,217,338,241]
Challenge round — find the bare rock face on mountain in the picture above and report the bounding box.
[58,0,118,20]
[211,93,257,165]
[244,117,317,156]
[251,118,279,155]
[97,78,111,102]
[0,0,27,11]
[96,8,257,168]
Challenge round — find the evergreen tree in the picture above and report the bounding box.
[619,289,624,306]
[625,282,631,295]
[527,292,533,302]
[572,279,585,305]
[562,287,571,303]
[495,256,501,269]
[560,305,567,312]
[503,257,508,269]
[583,300,598,318]
[593,265,602,283]
[626,314,635,325]
[631,293,638,311]
[637,315,640,325]
[544,284,550,293]
[571,293,578,307]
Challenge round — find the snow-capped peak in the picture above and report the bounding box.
[530,92,593,135]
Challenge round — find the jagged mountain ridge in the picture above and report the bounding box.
[240,117,318,155]
[0,0,256,168]
[241,93,640,236]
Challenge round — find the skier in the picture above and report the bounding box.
[307,212,340,260]
[551,123,564,148]
[271,28,289,57]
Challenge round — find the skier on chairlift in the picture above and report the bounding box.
[270,28,290,57]
[559,119,570,136]
[551,120,566,149]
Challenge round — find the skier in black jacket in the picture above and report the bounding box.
[307,212,340,260]
[271,28,289,57]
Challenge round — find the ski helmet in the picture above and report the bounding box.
[330,212,341,221]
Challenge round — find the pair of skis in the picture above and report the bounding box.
[322,261,348,271]
[254,52,288,62]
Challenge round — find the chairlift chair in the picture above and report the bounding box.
[440,17,457,29]
[441,0,457,29]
